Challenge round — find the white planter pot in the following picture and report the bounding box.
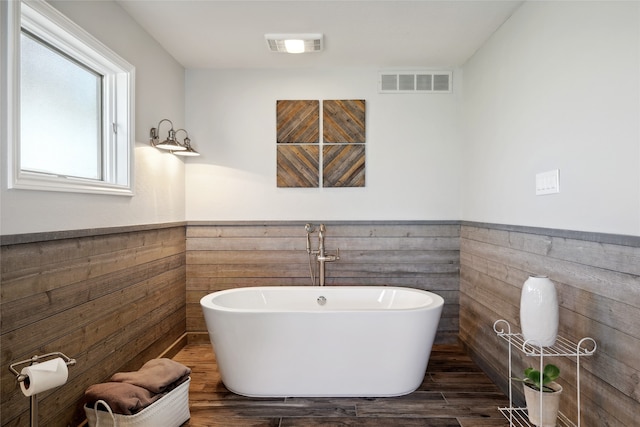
[524,381,562,426]
[520,275,558,347]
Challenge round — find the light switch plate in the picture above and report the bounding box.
[536,169,560,195]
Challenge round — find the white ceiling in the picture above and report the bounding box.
[116,0,524,69]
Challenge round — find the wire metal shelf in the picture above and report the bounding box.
[499,407,576,427]
[493,325,596,358]
[492,319,596,427]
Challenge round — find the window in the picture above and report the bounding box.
[1,0,135,195]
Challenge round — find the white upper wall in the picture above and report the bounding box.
[3,1,639,237]
[185,68,462,221]
[0,0,186,235]
[461,1,640,235]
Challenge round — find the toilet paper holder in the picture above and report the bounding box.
[9,352,76,427]
[9,351,76,382]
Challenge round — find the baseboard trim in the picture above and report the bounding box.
[158,332,210,360]
[158,333,189,359]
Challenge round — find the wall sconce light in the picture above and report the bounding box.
[173,129,200,156]
[149,119,200,156]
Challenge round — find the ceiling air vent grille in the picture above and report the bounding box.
[265,34,323,53]
[378,71,452,94]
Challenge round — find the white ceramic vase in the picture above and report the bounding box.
[520,275,558,347]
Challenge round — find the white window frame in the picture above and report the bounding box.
[1,0,135,195]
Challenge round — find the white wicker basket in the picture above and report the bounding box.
[84,377,190,427]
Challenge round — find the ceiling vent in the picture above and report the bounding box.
[378,71,452,93]
[265,34,323,53]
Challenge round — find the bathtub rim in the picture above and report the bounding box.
[200,285,444,313]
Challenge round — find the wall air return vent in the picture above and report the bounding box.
[378,71,452,93]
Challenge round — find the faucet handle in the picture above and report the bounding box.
[335,247,340,260]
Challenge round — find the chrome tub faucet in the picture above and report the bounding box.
[305,223,339,286]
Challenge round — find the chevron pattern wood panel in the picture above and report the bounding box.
[277,145,319,187]
[323,100,366,143]
[277,100,319,143]
[323,144,365,187]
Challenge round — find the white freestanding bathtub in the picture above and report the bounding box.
[200,286,444,397]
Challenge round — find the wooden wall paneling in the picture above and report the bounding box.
[1,227,185,280]
[0,226,186,427]
[1,242,185,333]
[461,228,640,347]
[459,223,640,427]
[186,223,459,239]
[186,222,460,344]
[1,228,185,309]
[4,219,636,425]
[1,258,184,373]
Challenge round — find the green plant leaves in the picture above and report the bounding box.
[543,364,560,382]
[522,364,560,392]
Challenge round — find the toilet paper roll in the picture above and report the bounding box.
[20,357,68,396]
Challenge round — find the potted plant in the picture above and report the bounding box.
[514,364,562,427]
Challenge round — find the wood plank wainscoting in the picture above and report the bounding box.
[3,220,638,426]
[0,225,187,427]
[185,221,461,345]
[459,222,640,427]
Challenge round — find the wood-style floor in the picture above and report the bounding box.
[171,342,510,427]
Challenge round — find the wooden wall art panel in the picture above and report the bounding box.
[323,144,365,187]
[276,100,319,143]
[277,145,319,187]
[323,100,366,143]
[276,99,365,188]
